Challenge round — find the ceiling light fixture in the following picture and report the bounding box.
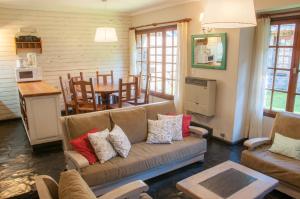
[94,0,118,42]
[201,0,257,29]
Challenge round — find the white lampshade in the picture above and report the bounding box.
[202,0,257,28]
[94,27,118,42]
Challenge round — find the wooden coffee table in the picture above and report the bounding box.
[176,161,278,199]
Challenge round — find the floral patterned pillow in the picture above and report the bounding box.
[108,125,131,158]
[158,114,183,141]
[88,129,117,164]
[147,119,174,144]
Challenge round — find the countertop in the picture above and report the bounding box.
[18,81,61,97]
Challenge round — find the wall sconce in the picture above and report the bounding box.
[199,13,213,34]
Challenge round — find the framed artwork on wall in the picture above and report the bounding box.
[192,33,227,70]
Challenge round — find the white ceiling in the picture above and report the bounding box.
[0,0,197,14]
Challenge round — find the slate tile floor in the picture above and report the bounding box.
[0,119,293,199]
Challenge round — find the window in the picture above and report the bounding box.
[264,19,300,116]
[136,26,177,99]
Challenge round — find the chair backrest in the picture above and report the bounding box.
[70,78,97,113]
[96,70,114,85]
[271,112,300,140]
[128,72,142,97]
[67,72,83,82]
[118,77,138,108]
[35,175,59,199]
[59,76,72,103]
[144,74,151,104]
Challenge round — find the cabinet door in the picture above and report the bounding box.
[26,95,61,144]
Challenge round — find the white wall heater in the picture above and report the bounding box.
[184,77,216,117]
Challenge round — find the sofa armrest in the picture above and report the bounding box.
[189,126,208,137]
[64,151,89,170]
[99,180,149,199]
[244,137,271,150]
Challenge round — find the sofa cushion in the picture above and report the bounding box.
[142,101,176,120]
[65,111,111,140]
[81,136,207,187]
[241,146,300,189]
[59,170,97,199]
[110,107,147,144]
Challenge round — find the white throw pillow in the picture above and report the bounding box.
[147,119,174,144]
[108,125,131,158]
[88,129,117,164]
[269,133,300,160]
[158,114,183,141]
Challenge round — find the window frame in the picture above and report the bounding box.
[135,25,177,100]
[264,17,300,117]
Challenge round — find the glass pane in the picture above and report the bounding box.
[150,48,155,55]
[166,31,173,47]
[173,69,177,79]
[274,70,290,91]
[150,55,155,62]
[142,62,147,75]
[166,56,172,63]
[142,48,147,61]
[156,78,162,92]
[156,63,162,73]
[266,69,274,89]
[137,50,141,61]
[173,30,177,46]
[297,74,300,94]
[150,81,155,91]
[173,56,177,63]
[156,55,162,62]
[142,34,147,47]
[166,72,172,79]
[156,72,162,78]
[174,47,177,55]
[279,24,295,46]
[136,35,142,47]
[157,48,162,55]
[166,47,172,55]
[264,90,271,110]
[165,80,172,95]
[267,48,276,68]
[150,33,155,47]
[294,95,300,114]
[272,91,287,111]
[166,64,172,72]
[156,32,162,47]
[150,64,155,73]
[269,25,278,46]
[276,48,292,69]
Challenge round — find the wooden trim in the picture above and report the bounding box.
[135,25,177,34]
[258,9,300,19]
[263,110,277,118]
[129,18,191,30]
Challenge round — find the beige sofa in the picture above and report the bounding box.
[60,101,207,196]
[241,112,300,198]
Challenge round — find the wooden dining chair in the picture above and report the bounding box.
[128,72,142,98]
[59,76,75,115]
[96,70,114,85]
[96,70,116,105]
[128,74,151,105]
[70,78,103,114]
[67,72,83,82]
[110,77,138,109]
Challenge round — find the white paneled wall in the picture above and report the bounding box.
[0,8,131,120]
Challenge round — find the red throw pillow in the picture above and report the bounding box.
[69,128,99,165]
[167,113,192,137]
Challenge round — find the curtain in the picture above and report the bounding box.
[245,17,271,138]
[174,22,188,113]
[129,29,138,75]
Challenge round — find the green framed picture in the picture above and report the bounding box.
[191,33,227,70]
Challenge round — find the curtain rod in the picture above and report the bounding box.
[257,9,300,19]
[129,18,192,30]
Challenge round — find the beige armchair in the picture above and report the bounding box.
[241,112,300,198]
[35,170,151,199]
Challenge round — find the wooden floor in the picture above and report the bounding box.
[0,119,292,199]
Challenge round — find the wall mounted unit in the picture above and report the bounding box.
[184,77,216,117]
